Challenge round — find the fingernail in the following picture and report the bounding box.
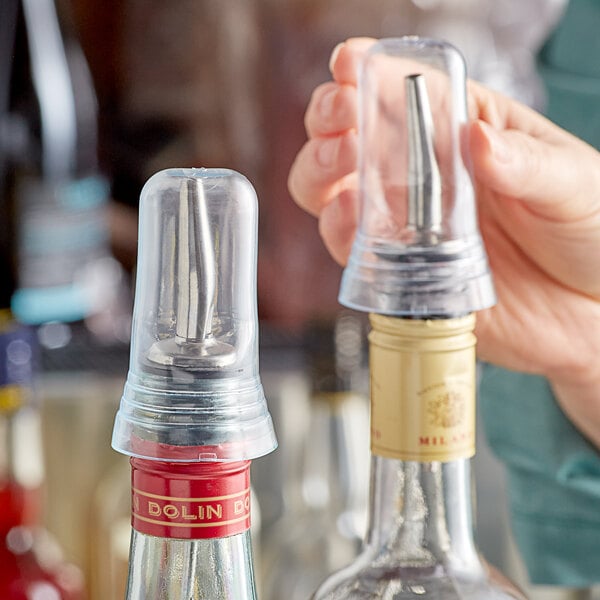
[317,137,340,168]
[320,88,337,121]
[329,42,344,74]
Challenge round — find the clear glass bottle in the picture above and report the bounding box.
[261,312,369,600]
[112,168,276,599]
[312,316,524,600]
[90,449,263,600]
[315,37,525,599]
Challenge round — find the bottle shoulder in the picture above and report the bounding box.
[312,548,525,600]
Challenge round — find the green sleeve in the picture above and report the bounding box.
[480,365,600,585]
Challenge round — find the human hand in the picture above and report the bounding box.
[288,38,600,446]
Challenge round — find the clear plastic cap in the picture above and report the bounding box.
[112,168,277,462]
[339,37,496,317]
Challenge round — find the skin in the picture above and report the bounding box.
[288,38,600,448]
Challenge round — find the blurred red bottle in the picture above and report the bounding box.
[0,317,86,600]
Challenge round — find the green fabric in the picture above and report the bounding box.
[478,0,600,587]
[537,0,600,147]
[538,0,600,78]
[480,365,600,586]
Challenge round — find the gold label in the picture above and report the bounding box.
[369,314,476,462]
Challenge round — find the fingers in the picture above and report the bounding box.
[305,82,357,138]
[467,80,560,141]
[318,187,359,266]
[287,38,371,265]
[288,130,357,217]
[329,37,377,84]
[288,39,370,218]
[470,119,600,222]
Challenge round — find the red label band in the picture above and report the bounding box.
[131,458,251,539]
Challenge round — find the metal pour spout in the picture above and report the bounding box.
[147,176,235,369]
[337,38,496,317]
[406,73,442,240]
[112,167,277,461]
[176,177,216,343]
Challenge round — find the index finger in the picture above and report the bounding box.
[330,38,377,85]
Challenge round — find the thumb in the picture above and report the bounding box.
[469,119,599,222]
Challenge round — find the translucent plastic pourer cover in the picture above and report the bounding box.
[339,37,496,317]
[112,168,277,461]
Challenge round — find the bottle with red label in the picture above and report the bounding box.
[111,168,277,599]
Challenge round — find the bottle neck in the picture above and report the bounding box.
[301,394,369,519]
[0,408,44,533]
[126,528,256,600]
[126,457,257,600]
[301,312,369,522]
[365,455,481,571]
[364,314,482,572]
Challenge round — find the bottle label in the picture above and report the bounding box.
[130,459,251,539]
[369,314,476,463]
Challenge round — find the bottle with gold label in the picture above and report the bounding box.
[111,168,277,599]
[312,37,525,599]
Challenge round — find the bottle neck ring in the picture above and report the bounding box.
[130,457,251,540]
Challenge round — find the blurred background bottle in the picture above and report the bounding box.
[3,0,127,336]
[0,168,85,599]
[261,311,370,599]
[0,317,86,600]
[88,456,130,600]
[0,1,130,594]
